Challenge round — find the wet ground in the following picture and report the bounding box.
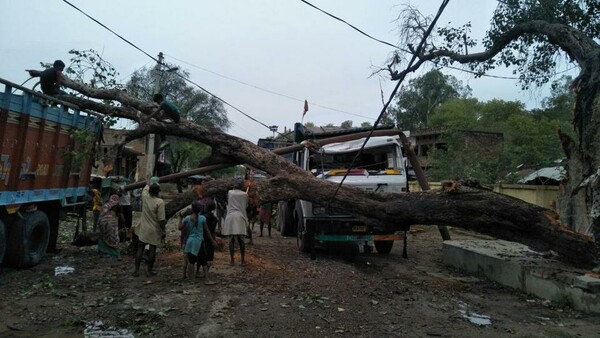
[1,215,599,337]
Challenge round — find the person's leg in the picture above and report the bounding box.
[247,225,253,245]
[124,205,133,229]
[268,221,272,237]
[229,236,235,265]
[93,211,100,231]
[186,255,195,279]
[133,242,144,276]
[183,254,188,278]
[260,221,264,237]
[146,245,157,275]
[238,235,246,265]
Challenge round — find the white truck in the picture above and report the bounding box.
[280,123,410,258]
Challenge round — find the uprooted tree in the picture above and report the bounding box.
[50,0,599,267]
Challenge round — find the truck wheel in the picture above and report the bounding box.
[296,212,305,250]
[0,219,6,266]
[300,231,314,254]
[279,200,296,237]
[5,211,50,268]
[374,240,394,254]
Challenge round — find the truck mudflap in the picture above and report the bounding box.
[314,233,404,241]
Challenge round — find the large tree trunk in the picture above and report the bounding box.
[53,57,597,268]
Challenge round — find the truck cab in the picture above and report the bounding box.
[285,123,409,257]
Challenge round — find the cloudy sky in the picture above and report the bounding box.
[0,0,576,143]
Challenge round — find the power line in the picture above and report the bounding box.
[328,0,450,205]
[164,53,376,121]
[299,0,399,50]
[299,0,577,81]
[61,0,274,132]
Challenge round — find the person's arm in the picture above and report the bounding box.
[178,214,185,231]
[159,220,167,232]
[26,69,41,77]
[203,221,216,245]
[157,200,167,235]
[146,103,163,120]
[56,70,63,87]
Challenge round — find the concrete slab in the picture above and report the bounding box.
[443,240,600,314]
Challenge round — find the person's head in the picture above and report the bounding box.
[205,200,216,213]
[191,200,202,214]
[153,93,164,104]
[53,60,65,71]
[149,183,161,196]
[233,176,244,190]
[104,194,121,214]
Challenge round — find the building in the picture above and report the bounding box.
[92,128,145,181]
[408,128,504,171]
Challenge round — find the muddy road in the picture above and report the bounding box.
[1,218,599,337]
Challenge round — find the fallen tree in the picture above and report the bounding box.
[43,79,595,267]
[47,2,600,268]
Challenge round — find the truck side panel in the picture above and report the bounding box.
[0,78,100,267]
[0,87,97,206]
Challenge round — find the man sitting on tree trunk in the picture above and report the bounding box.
[27,60,68,96]
[146,93,180,123]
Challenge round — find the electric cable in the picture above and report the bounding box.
[61,0,274,132]
[327,0,451,207]
[299,0,577,81]
[164,53,376,121]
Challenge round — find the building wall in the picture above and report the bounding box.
[408,182,558,210]
[91,128,145,180]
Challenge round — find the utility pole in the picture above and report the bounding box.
[145,52,164,178]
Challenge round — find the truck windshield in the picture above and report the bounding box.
[308,145,398,175]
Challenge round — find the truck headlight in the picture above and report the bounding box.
[312,206,327,215]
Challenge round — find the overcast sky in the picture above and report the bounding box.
[0,0,577,143]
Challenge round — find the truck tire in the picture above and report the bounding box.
[298,216,313,254]
[299,231,314,254]
[279,200,296,237]
[374,240,394,254]
[0,219,6,266]
[5,211,50,268]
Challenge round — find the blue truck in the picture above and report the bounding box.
[0,77,102,267]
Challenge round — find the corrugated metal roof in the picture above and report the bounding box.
[518,166,566,184]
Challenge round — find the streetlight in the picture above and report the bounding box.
[269,125,278,138]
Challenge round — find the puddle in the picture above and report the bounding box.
[458,301,492,326]
[84,320,134,338]
[54,266,75,276]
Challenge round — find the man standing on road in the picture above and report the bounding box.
[133,182,166,277]
[222,177,249,266]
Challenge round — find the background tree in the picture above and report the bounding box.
[340,120,353,129]
[390,69,471,129]
[126,63,230,190]
[388,0,600,235]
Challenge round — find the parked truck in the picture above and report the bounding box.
[0,77,101,268]
[277,123,410,257]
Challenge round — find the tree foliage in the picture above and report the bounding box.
[126,64,230,130]
[390,69,471,129]
[426,95,571,184]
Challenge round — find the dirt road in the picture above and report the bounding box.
[1,218,599,337]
